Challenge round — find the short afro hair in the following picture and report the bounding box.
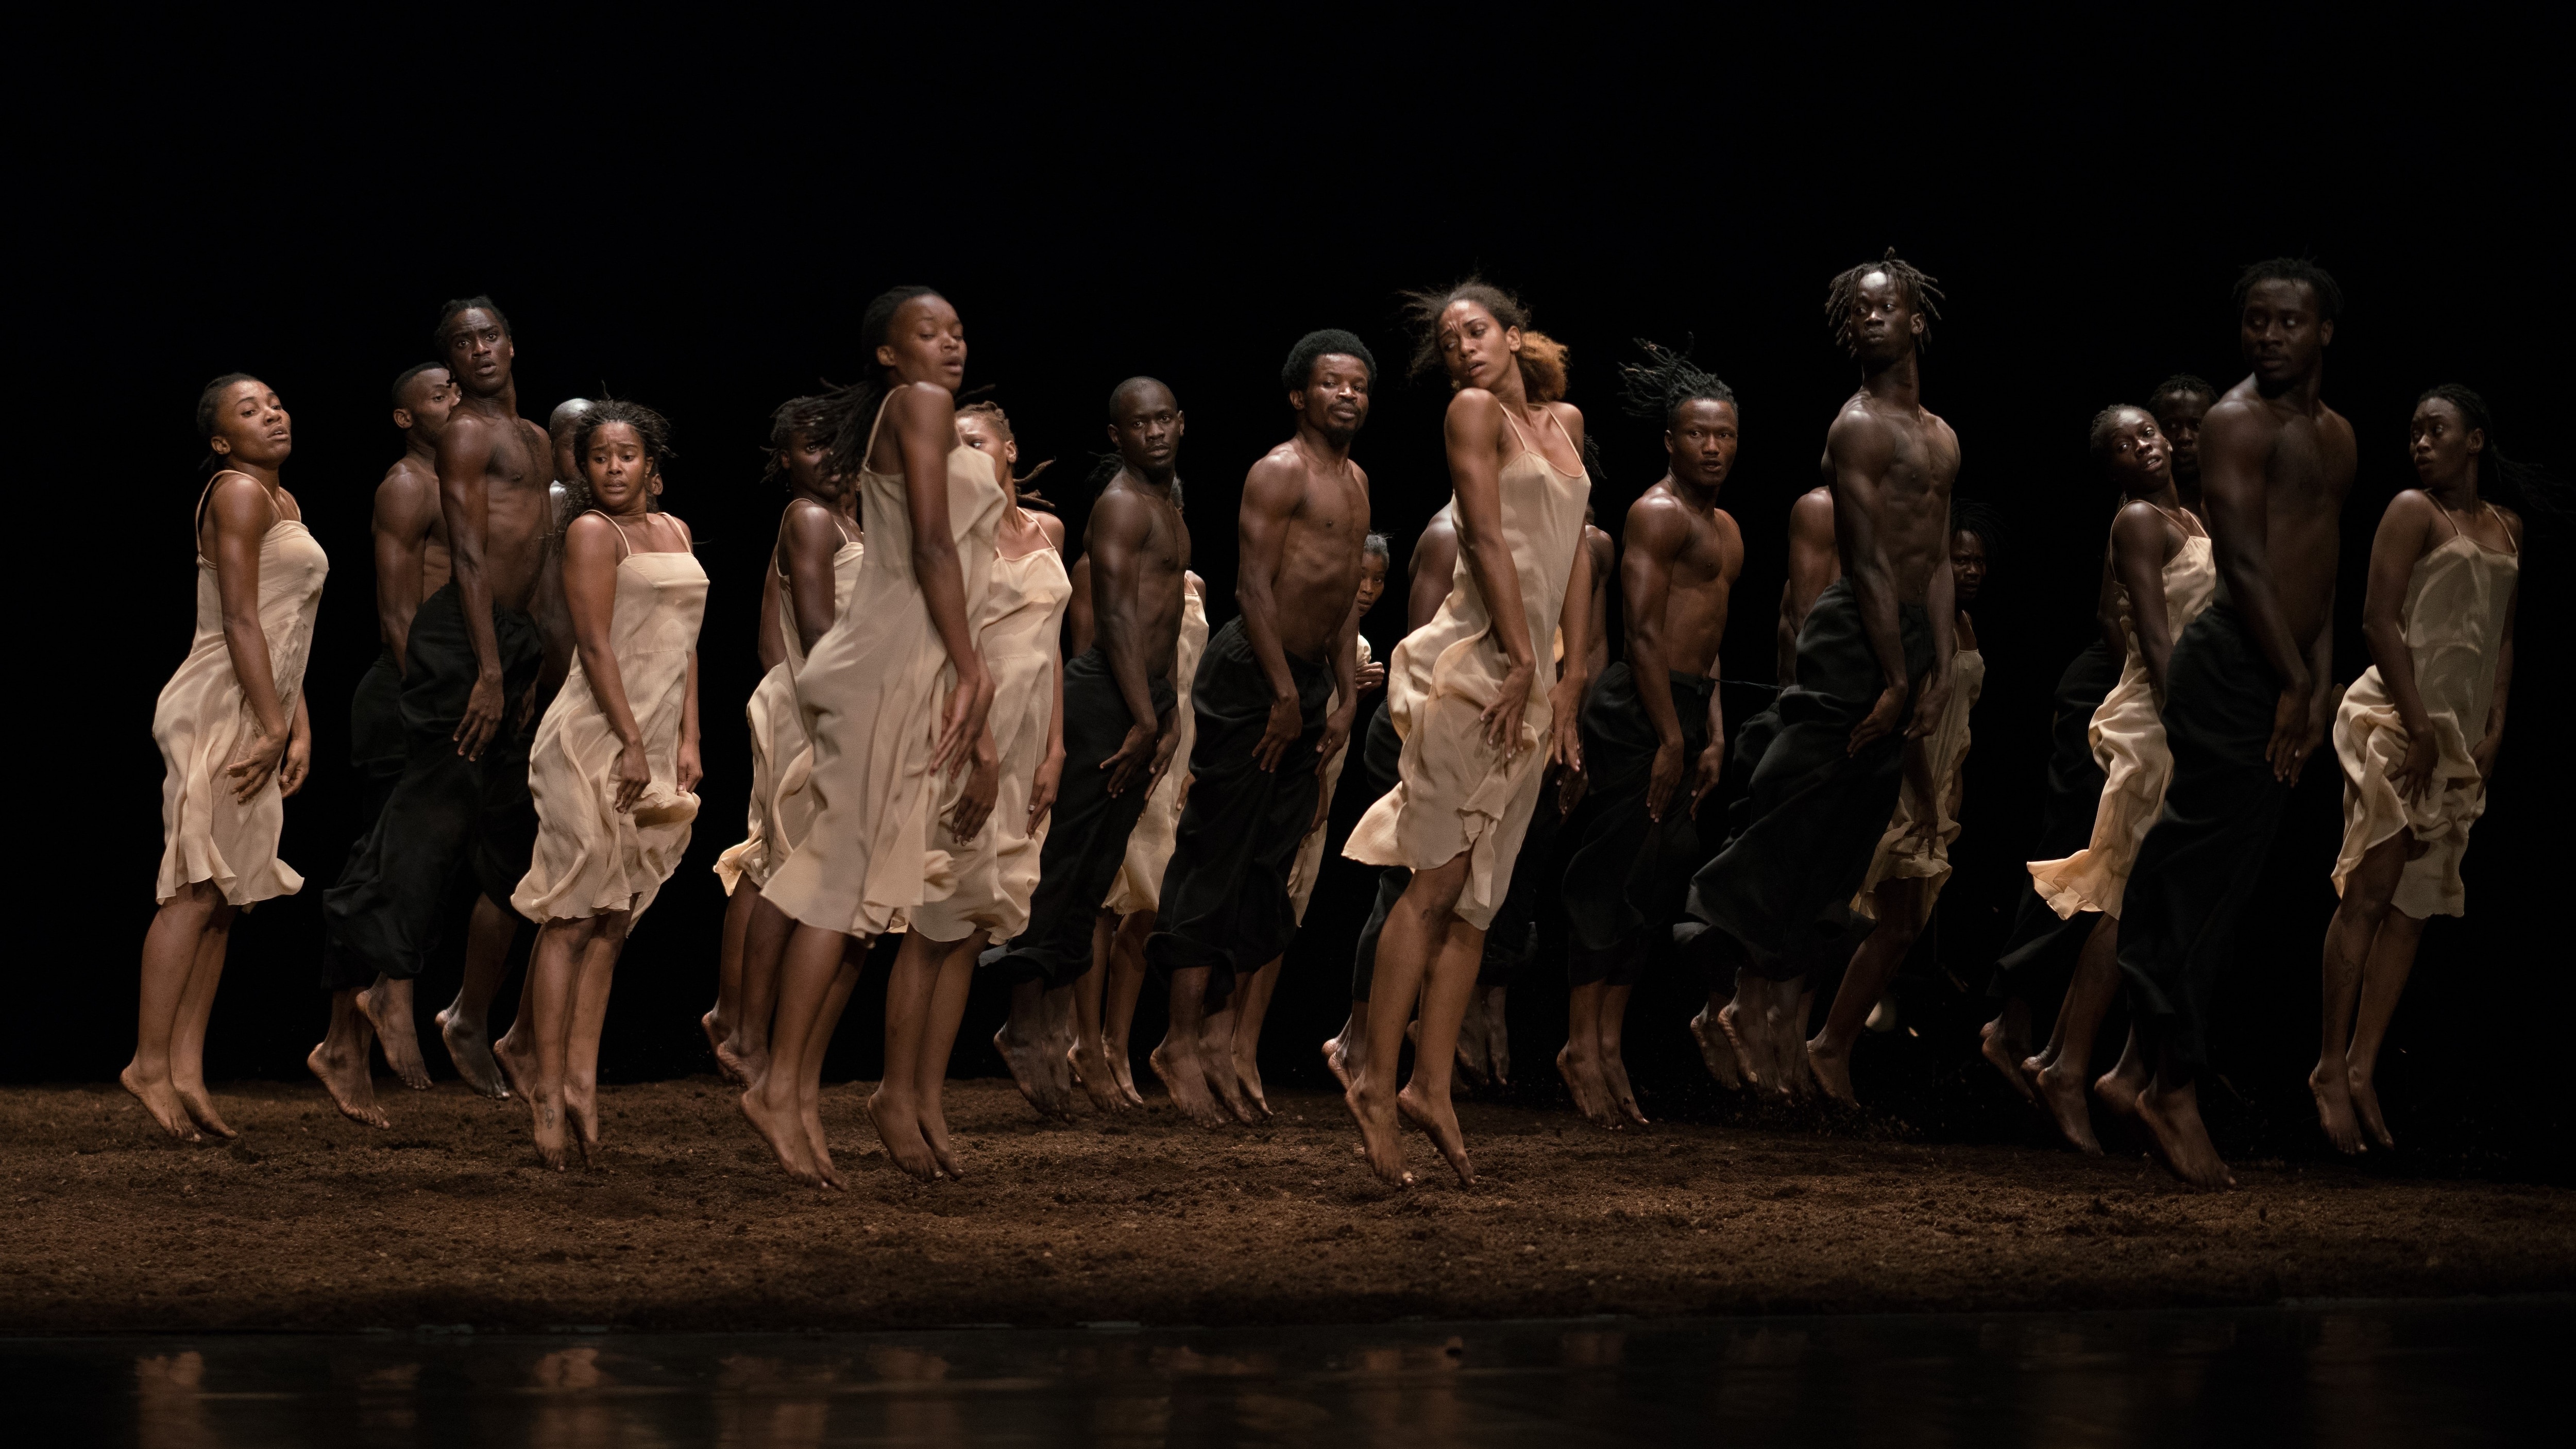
[2147,374,2216,413]
[390,361,446,411]
[433,295,510,349]
[2233,258,2343,325]
[1282,329,1377,393]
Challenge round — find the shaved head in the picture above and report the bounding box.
[1109,376,1176,423]
[549,397,596,440]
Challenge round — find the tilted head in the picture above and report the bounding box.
[765,393,842,501]
[571,398,674,517]
[2145,374,2216,485]
[1284,329,1376,446]
[1107,376,1183,483]
[434,296,514,398]
[1619,340,1738,493]
[1948,496,2003,609]
[2233,258,2340,392]
[1401,278,1567,402]
[390,363,457,443]
[198,373,291,473]
[2410,385,2487,494]
[1357,532,1392,612]
[549,397,597,485]
[2089,403,2172,499]
[873,288,965,392]
[1825,249,1943,364]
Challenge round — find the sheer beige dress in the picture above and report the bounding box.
[2332,505,2518,918]
[1344,409,1589,930]
[154,478,329,905]
[1104,577,1209,917]
[762,397,1005,939]
[714,515,861,895]
[1287,633,1374,922]
[1852,646,1985,917]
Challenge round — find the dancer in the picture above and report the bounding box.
[2114,260,2352,1189]
[752,286,1003,1186]
[2313,385,2523,1153]
[129,376,329,1141]
[1559,342,1743,1124]
[2148,375,2217,516]
[985,378,1191,1118]
[1148,329,1374,1127]
[2003,408,2213,1150]
[1686,251,1955,1096]
[1345,279,1595,1187]
[1775,484,1839,685]
[1807,500,1996,1103]
[1323,506,1458,1090]
[507,401,706,1169]
[317,297,550,1127]
[706,395,859,1090]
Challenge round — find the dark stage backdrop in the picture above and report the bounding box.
[28,19,2566,1178]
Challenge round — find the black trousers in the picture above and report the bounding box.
[1686,579,1933,982]
[2115,604,2293,1076]
[1477,764,1565,986]
[321,584,540,990]
[1146,620,1334,1010]
[1561,664,1718,988]
[1349,698,1408,1003]
[348,647,408,831]
[1990,640,2123,998]
[985,648,1176,989]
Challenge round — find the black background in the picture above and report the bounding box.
[26,14,2565,1178]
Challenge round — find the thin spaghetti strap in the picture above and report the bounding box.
[2428,495,2463,546]
[859,391,897,473]
[194,470,269,556]
[587,507,634,560]
[1496,404,1537,456]
[1544,408,1584,471]
[2487,501,2520,557]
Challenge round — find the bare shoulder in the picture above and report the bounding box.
[1788,487,1838,538]
[2496,502,2524,545]
[1244,443,1305,493]
[890,379,954,422]
[1544,399,1585,446]
[1824,400,1896,461]
[1036,511,1068,550]
[2378,488,2438,529]
[1445,386,1504,433]
[1626,488,1692,553]
[563,510,618,558]
[662,512,694,546]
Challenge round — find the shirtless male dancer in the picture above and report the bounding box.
[1148,330,1372,1126]
[1560,343,1743,1124]
[2149,375,2216,516]
[315,297,554,1126]
[987,378,1191,1117]
[2110,260,2350,1189]
[1686,251,1956,1092]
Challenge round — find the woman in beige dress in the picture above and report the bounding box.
[750,288,1005,1187]
[2312,385,2523,1154]
[2020,405,2213,1153]
[705,396,861,1090]
[1344,281,1594,1187]
[507,401,706,1170]
[129,376,328,1142]
[1806,504,1993,1105]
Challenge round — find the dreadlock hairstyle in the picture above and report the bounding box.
[2415,384,2570,525]
[761,393,837,486]
[812,285,943,483]
[1618,338,1736,427]
[433,295,510,350]
[1398,278,1570,403]
[1281,329,1378,393]
[390,362,445,411]
[1950,494,2006,562]
[2147,374,2217,413]
[195,372,262,474]
[1823,248,1945,355]
[957,400,1057,495]
[2233,258,2344,325]
[560,397,675,522]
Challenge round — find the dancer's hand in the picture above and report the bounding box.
[1314,703,1354,775]
[1357,659,1386,694]
[515,683,538,732]
[279,722,312,799]
[1485,659,1537,754]
[1255,692,1303,772]
[1905,666,1952,741]
[2471,732,2501,782]
[613,736,651,812]
[1102,720,1159,798]
[1849,683,1908,755]
[677,736,703,796]
[225,722,289,802]
[1028,748,1063,829]
[935,661,994,779]
[1546,674,1587,775]
[1647,738,1685,821]
[1690,736,1727,818]
[2392,733,2437,803]
[1556,760,1588,817]
[948,731,1000,840]
[2266,683,2312,784]
[456,670,507,760]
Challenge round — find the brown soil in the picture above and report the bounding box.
[7,1079,2569,1333]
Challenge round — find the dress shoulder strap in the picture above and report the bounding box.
[2429,494,2464,546]
[860,391,899,473]
[2484,501,2520,558]
[1543,408,1585,474]
[195,470,272,555]
[586,508,635,559]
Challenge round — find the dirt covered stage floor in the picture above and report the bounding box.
[6,1079,2570,1333]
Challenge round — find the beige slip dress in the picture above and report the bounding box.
[1344,406,1590,930]
[1853,646,1986,917]
[513,512,708,923]
[1104,577,1210,917]
[714,509,861,895]
[154,475,329,905]
[2332,502,2518,918]
[1287,633,1375,923]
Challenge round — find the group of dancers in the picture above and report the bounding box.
[129,252,2531,1192]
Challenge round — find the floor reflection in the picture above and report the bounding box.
[10,1300,2554,1447]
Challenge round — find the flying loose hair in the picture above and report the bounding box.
[1823,248,1944,355]
[1618,338,1735,426]
[1399,277,1569,402]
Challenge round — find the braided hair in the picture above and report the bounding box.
[761,393,836,485]
[814,286,942,483]
[194,372,261,474]
[1823,248,1944,355]
[2415,384,2568,524]
[562,397,675,520]
[1618,338,1735,427]
[1951,494,2006,562]
[958,400,1057,494]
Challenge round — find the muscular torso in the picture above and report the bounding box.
[1825,396,1958,603]
[2244,400,2355,645]
[372,454,452,651]
[1581,525,1614,681]
[1088,477,1191,681]
[1632,485,1742,676]
[445,407,555,612]
[1253,444,1373,662]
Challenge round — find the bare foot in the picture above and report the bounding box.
[492,1029,532,1100]
[2309,1061,2365,1155]
[525,1090,569,1172]
[1396,1082,1475,1187]
[1321,1033,1355,1092]
[866,1087,939,1182]
[739,1086,820,1186]
[171,1081,237,1141]
[1555,1043,1615,1126]
[1483,990,1512,1086]
[1805,1038,1857,1106]
[304,1041,388,1130]
[1689,1006,1744,1089]
[2349,1069,2394,1151]
[1600,1051,1649,1127]
[355,976,432,1092]
[2032,1061,2103,1155]
[1067,1041,1129,1114]
[1715,1000,1764,1088]
[2092,1061,2147,1141]
[565,1081,601,1164]
[1454,1005,1491,1089]
[121,1063,199,1142]
[1233,1049,1272,1122]
[918,1102,964,1182]
[799,1091,844,1190]
[2136,1082,2235,1190]
[994,1023,1072,1122]
[1980,1016,2037,1103]
[1106,1042,1146,1108]
[437,1006,511,1100]
[1199,1031,1261,1126]
[1148,1043,1231,1129]
[1344,1081,1412,1186]
[702,1010,742,1085]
